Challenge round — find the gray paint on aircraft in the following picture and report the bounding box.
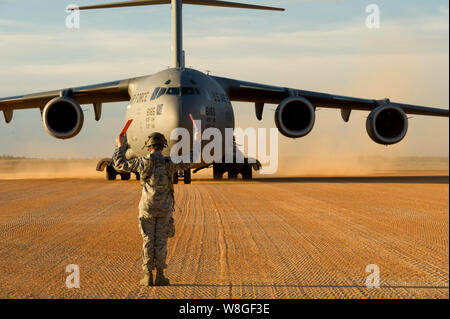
[125,68,234,160]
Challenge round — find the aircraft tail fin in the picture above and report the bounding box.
[74,0,285,68]
[76,0,284,11]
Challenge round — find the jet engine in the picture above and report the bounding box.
[366,105,408,145]
[42,96,84,139]
[274,96,315,138]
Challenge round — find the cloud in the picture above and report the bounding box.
[0,18,19,26]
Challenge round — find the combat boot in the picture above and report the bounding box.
[155,269,170,286]
[139,270,153,286]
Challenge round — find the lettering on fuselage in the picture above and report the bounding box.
[130,91,150,104]
[205,106,216,128]
[157,104,164,115]
[145,105,164,130]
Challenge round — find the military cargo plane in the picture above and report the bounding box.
[0,0,448,183]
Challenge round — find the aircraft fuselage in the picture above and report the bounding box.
[125,68,235,164]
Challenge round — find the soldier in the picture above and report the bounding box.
[113,132,191,286]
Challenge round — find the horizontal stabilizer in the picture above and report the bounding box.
[183,0,284,11]
[76,0,169,11]
[75,0,284,11]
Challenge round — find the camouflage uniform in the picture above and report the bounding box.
[112,144,191,272]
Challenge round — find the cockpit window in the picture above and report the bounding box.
[167,87,180,95]
[150,87,201,100]
[150,87,160,101]
[157,87,167,98]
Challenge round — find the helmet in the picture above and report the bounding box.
[144,132,168,149]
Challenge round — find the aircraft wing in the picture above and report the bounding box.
[212,75,449,119]
[0,78,133,123]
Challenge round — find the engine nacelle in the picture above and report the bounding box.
[42,96,84,139]
[274,97,315,138]
[366,105,408,145]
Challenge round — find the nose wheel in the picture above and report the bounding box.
[173,169,191,184]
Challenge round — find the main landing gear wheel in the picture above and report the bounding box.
[242,164,253,180]
[173,170,191,184]
[184,169,191,184]
[212,162,255,181]
[120,173,131,181]
[228,169,239,180]
[106,165,117,181]
[213,164,224,180]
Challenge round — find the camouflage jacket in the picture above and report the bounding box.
[112,146,191,217]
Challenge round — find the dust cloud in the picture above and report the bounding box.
[270,134,448,177]
[0,158,102,180]
[0,155,447,180]
[271,155,449,177]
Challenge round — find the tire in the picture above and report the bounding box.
[184,169,191,184]
[242,164,253,180]
[106,165,117,181]
[173,172,179,184]
[213,164,224,180]
[228,170,238,180]
[120,173,131,181]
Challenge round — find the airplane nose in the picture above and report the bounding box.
[157,96,181,146]
[165,96,201,153]
[139,95,201,157]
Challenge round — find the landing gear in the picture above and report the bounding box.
[106,166,131,181]
[173,169,191,184]
[228,168,239,180]
[183,169,191,184]
[213,161,257,181]
[213,165,224,180]
[241,163,253,180]
[97,158,140,181]
[106,165,117,181]
[120,173,131,181]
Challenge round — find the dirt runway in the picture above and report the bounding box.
[0,174,448,299]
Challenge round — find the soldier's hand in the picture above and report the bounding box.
[116,135,126,147]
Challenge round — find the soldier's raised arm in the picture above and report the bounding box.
[112,135,147,174]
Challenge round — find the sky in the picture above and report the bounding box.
[0,0,448,159]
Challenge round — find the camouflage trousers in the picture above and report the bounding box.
[139,215,172,271]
